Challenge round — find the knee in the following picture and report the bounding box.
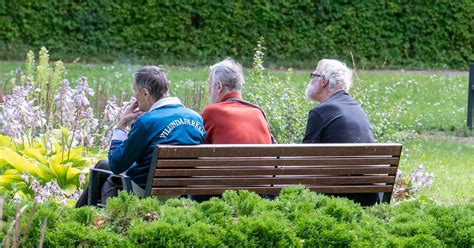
[95,160,109,170]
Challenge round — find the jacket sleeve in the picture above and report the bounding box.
[108,119,149,174]
[202,107,213,144]
[303,110,323,143]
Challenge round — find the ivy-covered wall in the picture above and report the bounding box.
[1,1,473,69]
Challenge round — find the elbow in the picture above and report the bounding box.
[108,155,125,175]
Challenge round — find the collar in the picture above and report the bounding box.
[221,92,242,102]
[322,90,347,103]
[150,97,183,111]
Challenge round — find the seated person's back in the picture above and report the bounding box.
[203,92,271,144]
[75,66,205,207]
[303,91,375,143]
[190,58,273,202]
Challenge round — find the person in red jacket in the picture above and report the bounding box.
[190,58,274,202]
[202,58,273,144]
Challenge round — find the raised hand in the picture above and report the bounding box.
[116,100,143,130]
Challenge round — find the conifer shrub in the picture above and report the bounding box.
[0,185,473,247]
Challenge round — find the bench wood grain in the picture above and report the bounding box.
[144,143,402,204]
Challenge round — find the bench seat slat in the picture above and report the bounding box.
[156,144,402,158]
[151,185,394,195]
[155,167,398,177]
[152,176,395,186]
[146,144,403,204]
[156,157,400,167]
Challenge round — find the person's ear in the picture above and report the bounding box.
[216,81,223,93]
[142,87,150,97]
[320,79,329,88]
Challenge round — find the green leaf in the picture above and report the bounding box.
[66,166,81,181]
[0,174,23,187]
[63,183,78,195]
[4,169,20,175]
[63,146,84,162]
[0,147,41,176]
[22,147,48,164]
[0,135,17,150]
[48,154,77,187]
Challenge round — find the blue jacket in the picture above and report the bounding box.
[108,98,205,187]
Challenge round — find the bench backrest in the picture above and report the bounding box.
[145,143,402,202]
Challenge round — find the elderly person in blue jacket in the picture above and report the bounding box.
[76,66,205,207]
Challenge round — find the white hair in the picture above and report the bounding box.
[209,58,244,92]
[317,59,353,92]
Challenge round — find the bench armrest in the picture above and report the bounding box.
[87,168,133,206]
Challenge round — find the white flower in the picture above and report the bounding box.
[21,173,29,183]
[79,172,86,188]
[0,86,45,140]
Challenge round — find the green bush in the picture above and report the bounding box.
[233,211,302,247]
[129,221,227,247]
[246,38,311,143]
[1,1,472,69]
[45,222,131,247]
[0,187,473,247]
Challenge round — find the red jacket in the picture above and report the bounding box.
[202,92,272,144]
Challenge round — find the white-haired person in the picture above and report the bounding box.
[303,59,377,205]
[303,59,375,143]
[203,58,274,144]
[189,58,275,202]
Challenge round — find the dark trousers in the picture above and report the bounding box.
[75,160,122,208]
[332,193,380,206]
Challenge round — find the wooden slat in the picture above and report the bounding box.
[156,157,399,167]
[156,144,402,158]
[155,167,398,177]
[151,185,393,195]
[152,176,395,186]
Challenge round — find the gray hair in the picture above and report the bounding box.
[134,65,169,100]
[209,58,244,92]
[317,59,353,92]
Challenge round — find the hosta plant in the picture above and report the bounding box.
[0,130,104,205]
[0,48,127,205]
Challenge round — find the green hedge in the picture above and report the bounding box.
[1,187,473,247]
[0,1,473,69]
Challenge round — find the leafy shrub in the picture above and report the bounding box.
[245,38,311,143]
[197,197,234,226]
[0,187,473,247]
[0,48,130,203]
[66,206,98,226]
[222,189,268,217]
[318,197,363,223]
[233,211,302,247]
[1,2,472,69]
[104,192,162,234]
[129,221,226,247]
[45,222,131,247]
[275,185,325,221]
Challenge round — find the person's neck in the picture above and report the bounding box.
[319,89,345,103]
[218,91,241,102]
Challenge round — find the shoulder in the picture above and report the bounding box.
[202,102,227,116]
[181,106,204,122]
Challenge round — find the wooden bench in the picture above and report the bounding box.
[141,143,402,204]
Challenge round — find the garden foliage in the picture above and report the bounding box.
[0,48,128,204]
[1,1,472,69]
[0,44,429,205]
[245,38,417,144]
[245,38,310,143]
[1,186,472,247]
